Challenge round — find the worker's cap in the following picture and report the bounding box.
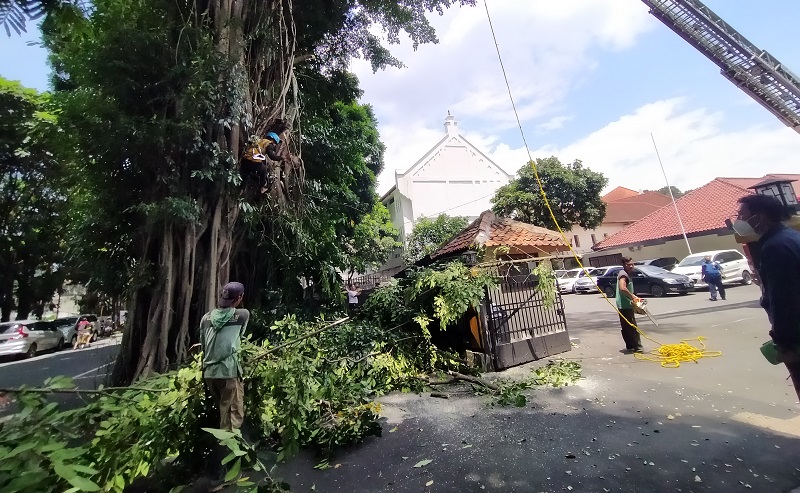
[219,282,245,308]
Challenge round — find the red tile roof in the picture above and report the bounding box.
[604,191,673,223]
[431,210,568,259]
[602,186,639,202]
[594,178,759,250]
[595,174,800,250]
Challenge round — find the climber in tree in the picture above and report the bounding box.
[241,118,290,193]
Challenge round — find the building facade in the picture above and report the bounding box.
[379,113,514,271]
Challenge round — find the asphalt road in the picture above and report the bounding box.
[0,334,121,418]
[277,283,800,492]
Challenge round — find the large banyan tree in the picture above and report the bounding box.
[24,0,476,384]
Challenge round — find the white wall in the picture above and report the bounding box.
[376,116,513,273]
[586,232,744,265]
[396,133,511,231]
[568,223,627,254]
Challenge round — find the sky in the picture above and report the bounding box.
[2,0,799,196]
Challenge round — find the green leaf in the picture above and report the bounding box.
[225,458,241,482]
[44,375,76,389]
[413,459,432,468]
[201,427,238,441]
[71,465,99,475]
[4,441,37,458]
[66,475,101,492]
[54,461,77,481]
[40,441,66,453]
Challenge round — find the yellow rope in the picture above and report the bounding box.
[633,336,722,368]
[482,0,720,367]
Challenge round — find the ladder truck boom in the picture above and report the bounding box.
[642,0,800,134]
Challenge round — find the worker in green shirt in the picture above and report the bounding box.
[616,257,644,353]
[198,281,250,431]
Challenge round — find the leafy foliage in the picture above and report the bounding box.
[0,308,458,489]
[0,370,206,492]
[411,261,495,328]
[490,360,582,407]
[646,185,687,198]
[346,201,401,276]
[492,157,608,231]
[403,214,470,264]
[0,77,68,321]
[0,0,84,36]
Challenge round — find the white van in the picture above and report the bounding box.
[672,249,753,288]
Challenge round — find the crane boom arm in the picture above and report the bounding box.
[642,0,800,133]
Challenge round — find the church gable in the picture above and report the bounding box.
[402,115,511,183]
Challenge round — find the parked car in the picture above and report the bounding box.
[671,250,753,288]
[634,257,679,271]
[0,320,64,359]
[557,268,599,294]
[595,265,694,298]
[574,266,619,294]
[54,316,80,348]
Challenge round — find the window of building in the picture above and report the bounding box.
[573,235,581,248]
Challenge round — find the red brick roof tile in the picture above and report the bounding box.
[595,174,800,250]
[594,178,758,250]
[603,191,673,223]
[602,186,639,202]
[431,211,567,259]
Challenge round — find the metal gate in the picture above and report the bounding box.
[481,275,571,370]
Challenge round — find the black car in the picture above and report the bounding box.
[595,265,694,298]
[634,257,679,271]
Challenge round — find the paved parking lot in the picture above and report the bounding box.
[279,282,800,492]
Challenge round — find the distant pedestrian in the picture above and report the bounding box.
[198,282,250,431]
[616,257,644,353]
[701,255,726,301]
[735,194,800,398]
[346,284,362,314]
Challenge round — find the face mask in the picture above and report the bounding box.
[733,219,758,238]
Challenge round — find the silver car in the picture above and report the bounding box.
[54,316,80,348]
[0,320,64,359]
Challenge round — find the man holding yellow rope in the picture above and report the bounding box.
[616,257,644,353]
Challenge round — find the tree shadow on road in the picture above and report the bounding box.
[276,389,800,492]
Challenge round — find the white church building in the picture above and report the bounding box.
[379,113,514,271]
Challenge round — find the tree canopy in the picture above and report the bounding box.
[491,157,607,232]
[403,214,469,264]
[0,77,68,321]
[26,0,476,383]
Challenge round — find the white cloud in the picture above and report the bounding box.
[536,115,573,131]
[487,98,800,193]
[363,0,654,193]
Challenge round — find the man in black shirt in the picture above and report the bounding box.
[736,194,800,398]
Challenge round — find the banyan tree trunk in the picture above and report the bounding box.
[112,0,301,384]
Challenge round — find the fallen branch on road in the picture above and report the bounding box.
[447,371,499,391]
[416,371,499,391]
[0,385,169,395]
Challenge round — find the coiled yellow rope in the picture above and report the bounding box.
[483,0,721,367]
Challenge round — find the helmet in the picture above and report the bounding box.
[266,132,281,144]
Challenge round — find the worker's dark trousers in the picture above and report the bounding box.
[618,308,643,351]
